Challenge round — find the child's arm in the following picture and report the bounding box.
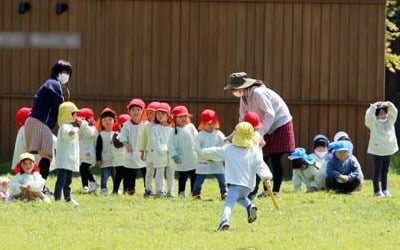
[365,104,376,129]
[79,120,98,139]
[112,133,124,149]
[348,159,360,182]
[9,175,22,196]
[60,124,79,140]
[95,134,103,166]
[326,160,341,179]
[386,101,398,125]
[29,172,45,192]
[255,150,273,180]
[200,146,225,162]
[139,125,149,152]
[168,132,181,164]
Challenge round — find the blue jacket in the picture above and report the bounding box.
[30,78,64,129]
[326,154,360,181]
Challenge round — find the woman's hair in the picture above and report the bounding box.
[50,60,72,79]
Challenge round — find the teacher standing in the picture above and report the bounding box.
[24,60,72,186]
[224,72,295,197]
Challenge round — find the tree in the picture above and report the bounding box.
[386,0,400,72]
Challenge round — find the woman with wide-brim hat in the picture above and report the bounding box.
[224,72,295,197]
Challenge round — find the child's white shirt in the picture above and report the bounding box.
[148,124,173,168]
[168,123,198,171]
[98,131,115,168]
[201,144,270,189]
[117,120,147,169]
[292,164,320,191]
[79,121,98,165]
[10,172,45,196]
[56,123,80,172]
[195,130,225,174]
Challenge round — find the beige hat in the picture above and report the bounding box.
[19,152,35,162]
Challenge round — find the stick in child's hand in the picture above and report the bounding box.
[264,179,280,210]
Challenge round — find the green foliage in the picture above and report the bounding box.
[1,175,400,249]
[386,1,400,72]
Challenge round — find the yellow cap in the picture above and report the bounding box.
[232,122,255,148]
[19,152,35,162]
[58,101,79,125]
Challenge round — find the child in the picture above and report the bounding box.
[96,107,117,195]
[200,122,271,231]
[310,134,329,189]
[111,113,130,194]
[10,152,49,202]
[11,107,31,169]
[288,147,320,192]
[0,177,10,201]
[54,102,82,205]
[192,109,227,200]
[148,102,174,198]
[168,105,198,198]
[118,99,148,195]
[140,101,160,197]
[325,141,361,194]
[78,108,98,194]
[365,101,398,197]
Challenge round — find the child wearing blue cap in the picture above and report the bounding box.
[325,141,361,193]
[288,148,320,192]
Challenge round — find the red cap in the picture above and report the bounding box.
[78,108,95,120]
[243,112,262,129]
[15,107,31,128]
[127,98,145,110]
[118,114,131,125]
[171,105,191,118]
[156,102,171,114]
[146,101,160,111]
[200,109,219,124]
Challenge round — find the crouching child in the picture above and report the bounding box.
[289,147,320,192]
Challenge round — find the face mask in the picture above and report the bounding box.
[378,118,388,123]
[57,73,70,85]
[232,90,244,98]
[314,150,327,159]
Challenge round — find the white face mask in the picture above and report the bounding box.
[57,73,70,85]
[232,90,244,98]
[378,118,388,123]
[314,150,327,159]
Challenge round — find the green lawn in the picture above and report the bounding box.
[1,172,399,249]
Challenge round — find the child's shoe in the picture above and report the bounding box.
[374,191,385,198]
[101,188,108,196]
[246,204,258,223]
[82,186,90,194]
[382,190,392,197]
[67,198,79,207]
[166,191,175,198]
[178,191,185,198]
[89,182,98,193]
[127,189,135,196]
[143,189,152,198]
[217,220,230,231]
[192,194,201,200]
[155,191,165,198]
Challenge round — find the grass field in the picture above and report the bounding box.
[0,170,400,250]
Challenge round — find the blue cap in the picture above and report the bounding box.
[288,147,315,165]
[328,141,350,152]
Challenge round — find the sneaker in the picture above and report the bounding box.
[178,191,185,198]
[88,182,98,193]
[217,220,230,231]
[100,188,108,196]
[220,192,227,201]
[82,186,90,194]
[155,192,165,198]
[143,190,152,198]
[192,194,201,200]
[166,192,175,198]
[382,190,392,197]
[67,198,79,207]
[127,189,135,196]
[374,191,385,198]
[247,204,258,223]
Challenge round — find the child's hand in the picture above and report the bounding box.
[140,151,147,161]
[95,161,102,168]
[68,130,76,136]
[125,144,133,153]
[339,174,349,183]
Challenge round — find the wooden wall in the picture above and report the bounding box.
[0,0,386,177]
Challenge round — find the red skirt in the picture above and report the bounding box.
[262,121,295,157]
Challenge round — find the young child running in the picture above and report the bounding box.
[192,109,227,200]
[10,152,50,202]
[365,101,398,197]
[200,122,271,231]
[168,105,198,198]
[148,102,174,198]
[54,102,83,205]
[117,99,148,195]
[78,108,98,194]
[140,101,160,197]
[96,107,117,195]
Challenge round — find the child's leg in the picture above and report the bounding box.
[220,185,241,224]
[165,166,175,194]
[155,167,165,194]
[132,168,138,192]
[380,156,391,191]
[79,162,90,187]
[373,155,384,193]
[248,175,261,198]
[236,187,252,209]
[63,170,73,201]
[54,169,67,201]
[178,171,188,193]
[140,167,147,189]
[125,168,135,194]
[192,174,206,196]
[145,165,154,192]
[113,166,124,194]
[189,170,197,194]
[215,174,227,194]
[100,168,107,190]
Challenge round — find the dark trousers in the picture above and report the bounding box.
[124,167,147,192]
[79,162,96,187]
[326,176,361,193]
[39,158,50,180]
[178,169,196,193]
[113,166,127,194]
[54,169,73,201]
[249,153,283,196]
[372,155,391,193]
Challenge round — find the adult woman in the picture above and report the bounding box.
[24,60,71,184]
[224,72,295,197]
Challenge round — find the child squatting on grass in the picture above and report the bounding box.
[200,122,272,231]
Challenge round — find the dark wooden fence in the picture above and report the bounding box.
[0,0,386,177]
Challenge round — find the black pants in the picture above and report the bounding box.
[38,158,50,180]
[178,169,196,193]
[249,153,283,196]
[372,155,391,193]
[113,166,127,194]
[326,176,361,193]
[79,162,96,187]
[125,167,147,192]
